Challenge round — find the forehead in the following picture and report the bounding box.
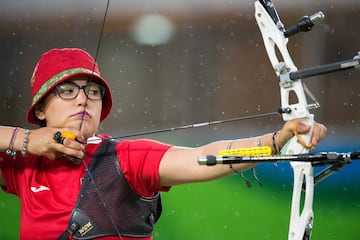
[62,75,103,86]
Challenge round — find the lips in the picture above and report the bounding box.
[72,111,91,118]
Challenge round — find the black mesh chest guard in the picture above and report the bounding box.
[60,139,162,239]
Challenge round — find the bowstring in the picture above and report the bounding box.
[77,0,123,238]
[78,0,109,132]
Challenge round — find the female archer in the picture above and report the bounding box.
[0,48,327,239]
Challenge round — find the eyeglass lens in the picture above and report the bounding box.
[55,82,105,100]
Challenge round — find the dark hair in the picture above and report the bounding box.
[33,98,47,127]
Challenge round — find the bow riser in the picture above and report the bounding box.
[255,1,315,240]
[255,1,314,152]
[254,2,297,74]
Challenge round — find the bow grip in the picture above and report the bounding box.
[281,115,314,155]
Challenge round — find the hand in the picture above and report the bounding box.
[277,120,327,150]
[26,127,85,160]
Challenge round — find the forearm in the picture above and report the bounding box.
[200,132,280,174]
[160,131,284,186]
[201,130,289,154]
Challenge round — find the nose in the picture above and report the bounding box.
[76,88,89,105]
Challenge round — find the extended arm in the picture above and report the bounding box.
[159,120,326,186]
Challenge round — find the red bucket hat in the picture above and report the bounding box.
[27,48,113,124]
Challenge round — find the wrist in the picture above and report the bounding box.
[12,128,31,157]
[258,132,282,155]
[5,127,19,157]
[272,131,280,154]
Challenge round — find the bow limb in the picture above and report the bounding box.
[255,1,314,240]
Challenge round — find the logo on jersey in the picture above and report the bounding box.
[30,185,50,193]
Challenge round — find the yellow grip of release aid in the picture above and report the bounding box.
[218,146,272,156]
[61,131,76,140]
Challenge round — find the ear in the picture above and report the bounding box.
[34,104,46,120]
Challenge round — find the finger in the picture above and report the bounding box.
[46,152,57,161]
[56,143,85,159]
[61,129,85,143]
[62,137,84,149]
[311,123,327,145]
[295,121,311,133]
[53,130,85,146]
[51,130,85,159]
[311,128,320,146]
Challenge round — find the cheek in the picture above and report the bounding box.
[97,102,103,119]
[44,108,68,125]
[42,99,70,125]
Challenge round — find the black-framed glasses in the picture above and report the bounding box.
[54,82,106,100]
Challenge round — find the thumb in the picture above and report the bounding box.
[295,122,311,134]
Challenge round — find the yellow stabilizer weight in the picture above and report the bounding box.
[219,146,272,156]
[61,131,76,140]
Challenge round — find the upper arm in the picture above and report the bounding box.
[158,145,231,186]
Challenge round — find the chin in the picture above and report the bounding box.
[68,121,97,137]
[79,126,97,138]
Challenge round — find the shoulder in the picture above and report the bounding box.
[114,139,172,195]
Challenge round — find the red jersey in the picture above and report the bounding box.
[0,135,172,240]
